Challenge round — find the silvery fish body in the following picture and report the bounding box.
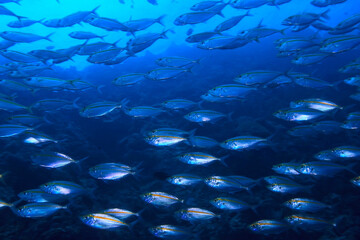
[284,198,329,212]
[40,181,85,195]
[149,225,190,239]
[16,203,66,218]
[141,192,183,207]
[210,197,252,210]
[80,213,128,229]
[89,163,134,180]
[176,208,217,222]
[249,220,289,234]
[167,174,203,186]
[220,136,267,150]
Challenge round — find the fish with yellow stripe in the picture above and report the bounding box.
[141,192,183,207]
[15,202,67,218]
[205,176,249,192]
[285,214,336,230]
[220,135,269,151]
[177,152,228,166]
[166,173,203,186]
[290,98,342,112]
[149,224,191,239]
[101,208,141,220]
[248,219,289,234]
[80,213,128,229]
[175,207,219,222]
[210,197,254,211]
[283,198,330,212]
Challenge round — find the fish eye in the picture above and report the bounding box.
[25,77,31,81]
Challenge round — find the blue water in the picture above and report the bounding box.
[0,0,360,239]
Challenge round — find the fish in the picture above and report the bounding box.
[113,73,146,86]
[174,11,218,26]
[79,101,122,118]
[285,215,335,230]
[146,67,191,81]
[231,0,274,9]
[0,5,24,20]
[69,31,105,40]
[175,208,218,222]
[282,10,329,26]
[334,13,360,29]
[207,84,256,98]
[149,225,191,239]
[166,174,203,186]
[127,30,168,54]
[0,124,31,137]
[332,146,360,159]
[18,189,62,203]
[0,31,53,43]
[320,35,360,53]
[123,105,164,118]
[80,213,128,229]
[273,108,325,122]
[145,128,194,137]
[101,208,140,220]
[214,11,252,32]
[0,50,41,63]
[287,125,315,137]
[144,134,187,147]
[248,220,289,234]
[264,175,297,184]
[314,149,338,161]
[184,110,227,124]
[234,70,284,86]
[161,99,196,110]
[188,135,219,148]
[191,1,225,11]
[290,98,342,112]
[210,197,252,211]
[0,98,29,112]
[24,76,79,88]
[342,119,360,130]
[59,6,100,27]
[8,114,41,126]
[283,198,330,212]
[141,192,183,207]
[89,162,137,180]
[87,48,124,64]
[311,0,346,7]
[186,31,220,43]
[298,161,356,176]
[292,53,330,65]
[177,152,228,166]
[15,203,67,218]
[197,35,250,50]
[122,16,165,33]
[156,57,200,68]
[351,176,360,187]
[205,176,249,192]
[31,152,84,168]
[40,181,85,196]
[267,182,310,194]
[220,136,268,151]
[84,16,127,31]
[344,76,360,87]
[7,19,43,28]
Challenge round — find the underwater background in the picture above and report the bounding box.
[0,0,360,239]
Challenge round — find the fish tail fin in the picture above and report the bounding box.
[227,111,234,122]
[321,9,330,19]
[120,98,129,109]
[96,84,105,94]
[157,15,166,26]
[345,163,359,175]
[99,35,107,41]
[0,171,9,185]
[245,10,252,17]
[331,80,342,91]
[92,5,101,15]
[45,32,54,42]
[38,18,46,23]
[280,27,288,35]
[219,155,229,167]
[16,15,26,21]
